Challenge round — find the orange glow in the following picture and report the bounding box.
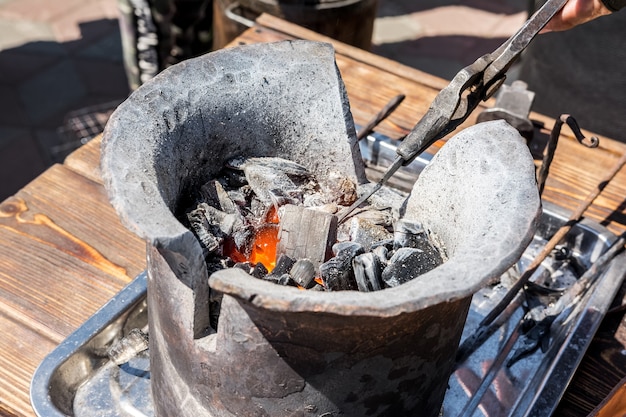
[223,238,247,263]
[266,205,279,224]
[249,224,279,272]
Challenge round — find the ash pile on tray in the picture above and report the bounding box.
[184,156,446,294]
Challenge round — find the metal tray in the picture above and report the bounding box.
[31,132,626,417]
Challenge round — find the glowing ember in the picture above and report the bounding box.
[248,224,279,272]
[223,238,247,264]
[266,206,279,224]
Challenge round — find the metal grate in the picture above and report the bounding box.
[54,100,121,162]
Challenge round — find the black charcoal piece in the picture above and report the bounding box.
[382,247,443,287]
[233,262,253,273]
[371,243,391,265]
[393,219,428,250]
[331,241,363,257]
[319,244,364,291]
[353,252,383,292]
[290,259,317,289]
[272,254,297,276]
[276,274,297,287]
[262,271,297,287]
[239,157,311,205]
[251,262,268,279]
[347,216,393,252]
[220,167,248,188]
[201,180,239,214]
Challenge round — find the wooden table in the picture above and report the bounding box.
[2,14,626,417]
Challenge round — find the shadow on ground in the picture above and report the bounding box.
[0,18,130,201]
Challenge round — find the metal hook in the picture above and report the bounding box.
[563,115,599,148]
[537,114,600,197]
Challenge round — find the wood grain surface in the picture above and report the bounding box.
[0,163,145,416]
[1,14,625,417]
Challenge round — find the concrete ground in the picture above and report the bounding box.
[0,0,528,201]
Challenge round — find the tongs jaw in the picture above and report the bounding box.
[338,0,569,222]
[396,0,570,164]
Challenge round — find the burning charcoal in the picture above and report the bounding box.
[277,205,338,268]
[353,252,384,292]
[290,259,317,289]
[231,227,253,252]
[382,247,443,288]
[319,172,358,206]
[272,254,297,276]
[267,188,301,207]
[348,217,393,251]
[319,244,364,291]
[226,189,249,207]
[188,209,222,252]
[187,203,249,253]
[200,180,239,214]
[264,257,294,285]
[251,262,268,279]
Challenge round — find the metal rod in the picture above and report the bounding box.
[550,232,626,315]
[224,1,255,28]
[456,320,522,417]
[480,150,626,328]
[455,292,524,367]
[336,156,404,223]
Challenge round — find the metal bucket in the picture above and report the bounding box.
[213,0,378,49]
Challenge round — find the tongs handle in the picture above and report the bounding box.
[396,0,569,165]
[338,0,568,223]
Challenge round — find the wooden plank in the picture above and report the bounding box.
[7,164,145,280]
[0,163,146,416]
[0,164,146,416]
[63,135,104,185]
[539,133,626,235]
[0,310,58,417]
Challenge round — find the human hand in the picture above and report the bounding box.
[542,0,612,32]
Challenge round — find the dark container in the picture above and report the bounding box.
[212,0,378,50]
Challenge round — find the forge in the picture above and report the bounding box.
[101,40,540,417]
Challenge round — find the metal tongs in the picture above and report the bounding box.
[338,0,569,222]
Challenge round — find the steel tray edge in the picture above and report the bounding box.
[30,272,148,417]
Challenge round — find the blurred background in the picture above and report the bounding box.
[0,0,530,201]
